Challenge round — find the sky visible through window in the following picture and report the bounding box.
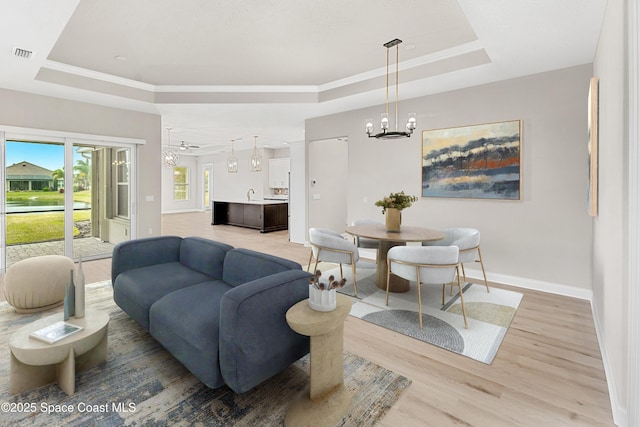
[6,141,84,171]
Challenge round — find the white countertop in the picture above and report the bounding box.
[214,199,288,205]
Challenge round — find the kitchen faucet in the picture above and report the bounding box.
[247,188,255,201]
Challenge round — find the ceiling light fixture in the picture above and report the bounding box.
[227,139,239,173]
[250,135,262,172]
[162,128,179,167]
[365,39,417,139]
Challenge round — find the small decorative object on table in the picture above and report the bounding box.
[75,257,85,318]
[308,270,345,312]
[375,191,418,232]
[63,270,75,321]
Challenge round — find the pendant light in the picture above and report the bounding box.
[365,39,417,139]
[162,128,179,167]
[250,135,262,172]
[227,139,238,173]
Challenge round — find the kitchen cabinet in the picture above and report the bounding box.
[212,201,288,233]
[269,158,290,188]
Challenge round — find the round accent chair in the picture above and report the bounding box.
[3,255,75,313]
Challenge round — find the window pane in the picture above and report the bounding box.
[173,167,189,201]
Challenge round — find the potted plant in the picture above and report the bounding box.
[375,191,418,232]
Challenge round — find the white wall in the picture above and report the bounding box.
[161,155,200,213]
[592,0,629,423]
[306,64,594,293]
[0,88,162,237]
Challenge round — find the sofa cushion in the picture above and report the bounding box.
[149,280,233,389]
[113,262,214,331]
[222,248,302,287]
[112,236,183,282]
[179,237,232,279]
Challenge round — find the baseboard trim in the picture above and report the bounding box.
[462,267,593,301]
[591,300,627,426]
[161,209,203,214]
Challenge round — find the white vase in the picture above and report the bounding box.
[308,285,337,312]
[75,258,85,318]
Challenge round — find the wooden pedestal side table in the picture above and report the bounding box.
[285,294,352,427]
[9,309,109,395]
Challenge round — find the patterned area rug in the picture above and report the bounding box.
[320,263,522,364]
[0,282,411,426]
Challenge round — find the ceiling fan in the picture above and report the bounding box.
[178,140,200,151]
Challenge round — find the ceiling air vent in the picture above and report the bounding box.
[12,47,33,59]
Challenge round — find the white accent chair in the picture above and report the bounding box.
[350,219,382,248]
[386,246,467,329]
[423,227,490,293]
[308,228,359,296]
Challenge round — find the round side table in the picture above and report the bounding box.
[284,294,352,427]
[9,309,109,395]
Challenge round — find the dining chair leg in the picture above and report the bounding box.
[339,263,344,280]
[442,283,446,305]
[385,259,392,305]
[417,267,423,329]
[477,246,490,293]
[456,266,468,329]
[350,255,358,297]
[307,249,313,272]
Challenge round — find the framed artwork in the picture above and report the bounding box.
[588,77,599,217]
[422,120,522,200]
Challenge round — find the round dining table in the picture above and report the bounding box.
[345,223,445,293]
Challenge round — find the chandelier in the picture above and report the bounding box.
[250,135,262,172]
[162,128,179,167]
[227,139,239,173]
[365,39,417,139]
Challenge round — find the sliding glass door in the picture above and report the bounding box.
[0,133,137,271]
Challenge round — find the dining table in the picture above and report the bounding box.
[345,223,445,293]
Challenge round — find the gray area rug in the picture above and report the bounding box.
[323,263,522,364]
[1,282,411,426]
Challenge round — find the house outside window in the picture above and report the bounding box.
[115,149,129,218]
[174,166,189,201]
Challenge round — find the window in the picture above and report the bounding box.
[174,166,189,201]
[115,149,129,218]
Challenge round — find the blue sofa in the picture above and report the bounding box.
[111,236,311,393]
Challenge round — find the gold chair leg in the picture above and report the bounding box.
[442,283,445,305]
[385,259,392,305]
[456,266,468,329]
[477,246,490,293]
[307,249,313,272]
[350,254,358,297]
[417,267,423,329]
[339,263,344,279]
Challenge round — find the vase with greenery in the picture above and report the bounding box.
[375,191,418,232]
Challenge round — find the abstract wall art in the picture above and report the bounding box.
[422,120,522,200]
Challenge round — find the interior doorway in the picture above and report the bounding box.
[202,163,213,211]
[307,137,348,232]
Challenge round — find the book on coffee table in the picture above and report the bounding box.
[29,321,83,344]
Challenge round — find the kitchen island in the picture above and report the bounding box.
[212,200,288,233]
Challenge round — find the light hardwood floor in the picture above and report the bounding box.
[5,211,616,426]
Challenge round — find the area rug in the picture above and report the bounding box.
[0,282,411,426]
[320,264,522,364]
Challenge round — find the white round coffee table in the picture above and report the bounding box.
[9,309,109,395]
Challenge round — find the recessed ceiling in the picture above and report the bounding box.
[0,0,607,152]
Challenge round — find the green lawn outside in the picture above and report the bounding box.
[6,189,91,204]
[5,190,92,245]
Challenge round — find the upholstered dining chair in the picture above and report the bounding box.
[350,219,382,249]
[386,245,467,329]
[308,228,359,296]
[423,227,490,293]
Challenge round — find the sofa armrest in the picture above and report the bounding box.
[111,236,183,284]
[219,269,312,394]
